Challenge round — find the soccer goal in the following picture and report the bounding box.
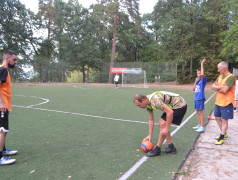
[122,69,148,88]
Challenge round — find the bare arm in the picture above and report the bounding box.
[192,77,199,91]
[161,104,174,136]
[0,81,7,112]
[200,59,205,78]
[193,59,206,91]
[212,82,231,93]
[145,109,154,142]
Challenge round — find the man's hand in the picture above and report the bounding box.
[143,135,151,142]
[161,128,169,136]
[201,59,206,65]
[195,76,200,83]
[0,104,7,112]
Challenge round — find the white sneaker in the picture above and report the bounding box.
[2,149,18,156]
[0,156,16,165]
[195,126,205,133]
[193,124,201,130]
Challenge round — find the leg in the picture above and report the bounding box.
[197,110,204,127]
[215,118,228,145]
[146,119,168,157]
[157,119,171,146]
[215,116,222,131]
[195,110,205,133]
[157,119,177,153]
[0,132,6,152]
[221,119,228,135]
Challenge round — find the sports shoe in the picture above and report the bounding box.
[164,146,177,154]
[215,138,224,145]
[2,149,18,156]
[0,156,16,165]
[195,126,205,133]
[146,146,161,157]
[215,133,228,140]
[192,124,201,130]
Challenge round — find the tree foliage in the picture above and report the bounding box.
[1,0,238,83]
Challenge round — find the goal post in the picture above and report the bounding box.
[121,69,148,88]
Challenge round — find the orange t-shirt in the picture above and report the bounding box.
[0,66,11,111]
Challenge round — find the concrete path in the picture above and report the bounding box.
[176,111,238,180]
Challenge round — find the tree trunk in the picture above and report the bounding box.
[86,65,89,82]
[108,13,118,84]
[190,37,194,81]
[82,66,85,83]
[182,63,185,81]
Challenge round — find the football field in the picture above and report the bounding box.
[1,84,216,180]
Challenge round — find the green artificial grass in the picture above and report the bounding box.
[0,85,215,180]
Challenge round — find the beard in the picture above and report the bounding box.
[8,63,15,68]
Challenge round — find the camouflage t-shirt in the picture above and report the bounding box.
[146,91,187,111]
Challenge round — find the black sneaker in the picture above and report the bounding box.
[165,146,177,154]
[146,146,161,157]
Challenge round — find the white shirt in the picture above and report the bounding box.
[114,75,119,82]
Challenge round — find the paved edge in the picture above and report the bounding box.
[172,109,214,180]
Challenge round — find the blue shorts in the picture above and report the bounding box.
[214,104,234,120]
[194,100,205,110]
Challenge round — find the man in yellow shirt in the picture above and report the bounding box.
[212,61,236,145]
[0,50,18,165]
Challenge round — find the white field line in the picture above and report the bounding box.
[73,86,92,89]
[12,95,178,127]
[12,104,178,127]
[118,92,216,180]
[15,95,49,107]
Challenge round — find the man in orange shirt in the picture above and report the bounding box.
[212,61,236,145]
[0,50,18,165]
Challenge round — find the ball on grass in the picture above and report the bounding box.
[141,139,154,152]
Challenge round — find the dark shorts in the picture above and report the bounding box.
[194,100,205,110]
[161,105,187,125]
[214,104,233,120]
[0,111,9,132]
[115,81,118,85]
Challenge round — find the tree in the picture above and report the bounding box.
[220,0,238,65]
[0,0,40,81]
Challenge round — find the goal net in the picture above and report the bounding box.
[122,69,148,88]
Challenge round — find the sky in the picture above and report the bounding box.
[19,0,158,15]
[19,0,158,72]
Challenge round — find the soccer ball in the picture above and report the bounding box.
[141,139,154,152]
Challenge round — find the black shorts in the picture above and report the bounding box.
[0,111,9,132]
[115,81,118,85]
[161,105,187,125]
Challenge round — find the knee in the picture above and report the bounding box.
[158,119,166,128]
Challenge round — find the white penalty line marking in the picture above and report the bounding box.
[11,105,178,127]
[119,92,216,180]
[15,95,50,107]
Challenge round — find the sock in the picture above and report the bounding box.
[0,151,2,159]
[168,143,175,149]
[220,134,224,139]
[155,146,161,150]
[3,145,6,151]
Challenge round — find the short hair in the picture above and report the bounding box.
[218,61,228,68]
[197,68,201,71]
[3,50,17,59]
[133,94,147,103]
